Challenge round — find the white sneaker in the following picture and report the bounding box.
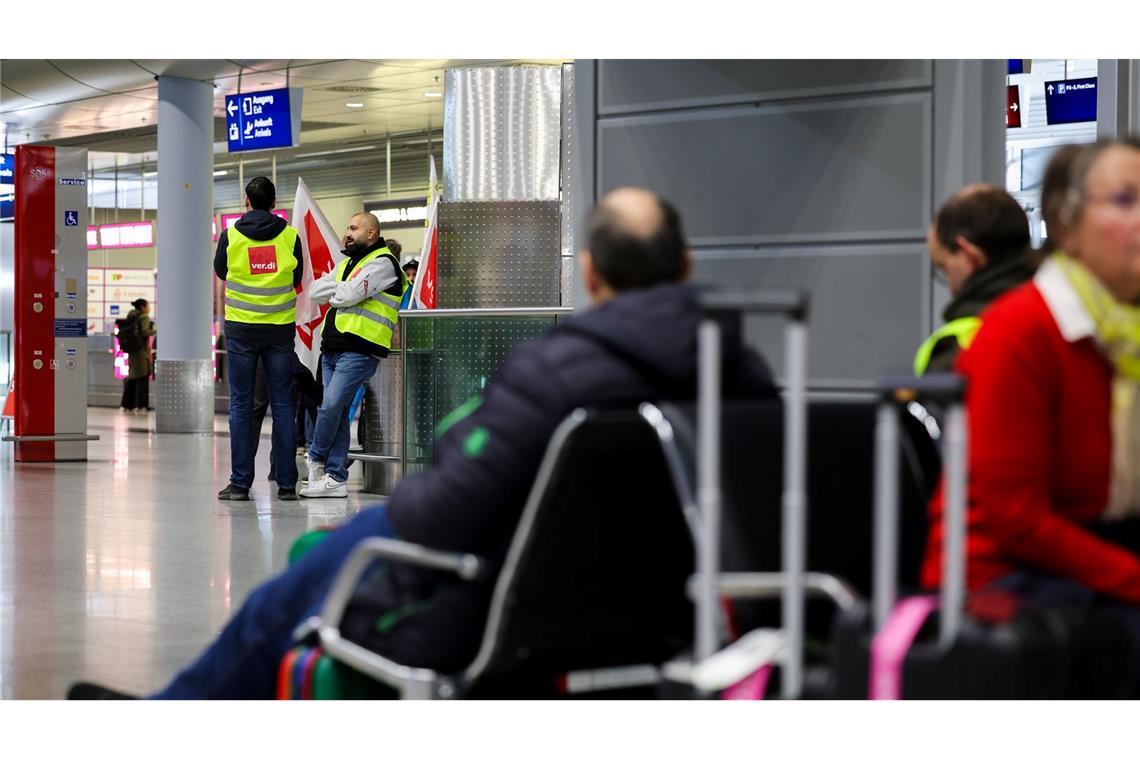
[305,455,326,486]
[300,474,348,499]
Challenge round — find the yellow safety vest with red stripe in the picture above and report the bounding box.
[330,247,407,350]
[225,226,299,325]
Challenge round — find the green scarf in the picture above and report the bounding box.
[1052,251,1140,518]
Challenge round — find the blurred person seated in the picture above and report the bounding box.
[68,187,777,699]
[915,185,1036,375]
[922,138,1140,688]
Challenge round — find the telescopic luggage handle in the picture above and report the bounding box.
[873,373,966,646]
[696,288,809,699]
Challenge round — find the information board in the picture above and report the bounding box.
[1044,77,1097,125]
[225,87,303,153]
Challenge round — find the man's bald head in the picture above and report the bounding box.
[354,212,381,236]
[584,187,688,293]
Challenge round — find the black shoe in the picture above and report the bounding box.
[268,465,277,482]
[277,486,298,501]
[217,483,250,501]
[67,681,138,700]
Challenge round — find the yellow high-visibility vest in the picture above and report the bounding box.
[913,317,982,376]
[329,248,407,350]
[224,226,299,325]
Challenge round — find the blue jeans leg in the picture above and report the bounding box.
[262,341,298,489]
[226,337,259,489]
[308,352,379,482]
[152,504,397,699]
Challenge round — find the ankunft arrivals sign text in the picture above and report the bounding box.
[225,87,303,153]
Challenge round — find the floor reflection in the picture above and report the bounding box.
[0,407,379,699]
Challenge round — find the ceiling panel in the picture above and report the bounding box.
[45,60,160,93]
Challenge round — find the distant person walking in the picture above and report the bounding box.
[118,298,155,414]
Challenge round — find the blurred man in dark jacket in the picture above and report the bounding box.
[70,187,777,699]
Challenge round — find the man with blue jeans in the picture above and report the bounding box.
[215,177,303,501]
[301,212,406,499]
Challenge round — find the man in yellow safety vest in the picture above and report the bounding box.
[301,212,406,498]
[915,185,1035,375]
[214,177,304,501]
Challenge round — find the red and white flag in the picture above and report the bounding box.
[292,177,344,378]
[409,156,439,309]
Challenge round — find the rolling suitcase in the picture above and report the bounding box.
[668,288,811,699]
[829,373,1132,698]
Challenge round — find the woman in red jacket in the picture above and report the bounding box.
[923,138,1140,667]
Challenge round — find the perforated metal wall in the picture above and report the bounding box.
[155,359,214,433]
[437,201,561,308]
[360,349,402,495]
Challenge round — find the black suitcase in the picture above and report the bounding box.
[828,373,1133,699]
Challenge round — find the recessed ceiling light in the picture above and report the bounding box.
[345,102,365,108]
[261,82,274,86]
[424,91,442,98]
[213,170,228,177]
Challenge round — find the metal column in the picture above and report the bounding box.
[155,76,214,433]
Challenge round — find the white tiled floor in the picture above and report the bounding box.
[0,408,381,699]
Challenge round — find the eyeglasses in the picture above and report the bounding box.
[1088,189,1140,214]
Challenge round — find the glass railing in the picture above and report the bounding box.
[398,308,573,475]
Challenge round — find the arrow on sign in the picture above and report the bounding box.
[245,121,254,137]
[1047,85,1054,95]
[227,101,237,117]
[1010,103,1019,112]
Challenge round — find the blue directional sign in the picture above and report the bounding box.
[1044,77,1097,126]
[0,152,13,221]
[225,87,303,153]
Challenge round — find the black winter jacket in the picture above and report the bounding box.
[343,281,777,671]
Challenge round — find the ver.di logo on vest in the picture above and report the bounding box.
[248,245,278,275]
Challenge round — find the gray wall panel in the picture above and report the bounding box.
[572,60,1004,385]
[599,60,932,115]
[692,246,926,385]
[597,94,931,246]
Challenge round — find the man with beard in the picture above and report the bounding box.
[301,212,407,499]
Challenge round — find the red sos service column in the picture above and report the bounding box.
[11,145,95,462]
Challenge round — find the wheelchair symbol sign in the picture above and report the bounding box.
[64,210,78,226]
